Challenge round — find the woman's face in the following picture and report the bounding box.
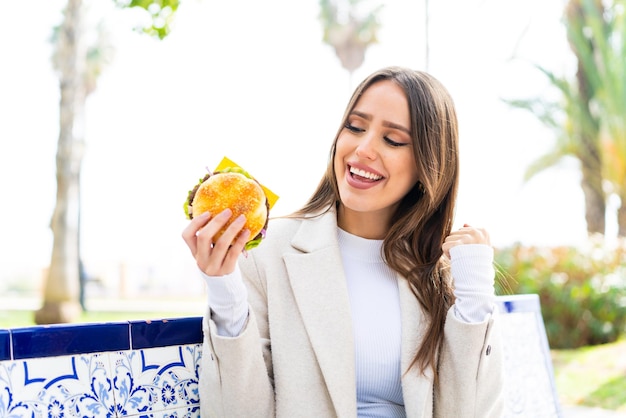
[334,80,419,226]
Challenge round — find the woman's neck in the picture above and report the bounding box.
[337,204,391,240]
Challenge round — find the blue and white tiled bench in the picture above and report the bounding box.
[0,317,203,417]
[0,294,564,417]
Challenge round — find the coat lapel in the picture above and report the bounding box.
[398,277,433,418]
[283,210,357,417]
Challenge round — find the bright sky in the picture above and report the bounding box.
[1,0,612,294]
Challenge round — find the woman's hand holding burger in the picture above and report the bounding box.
[182,208,251,276]
[181,165,271,277]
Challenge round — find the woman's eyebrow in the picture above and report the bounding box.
[383,121,410,135]
[351,110,372,120]
[351,110,411,134]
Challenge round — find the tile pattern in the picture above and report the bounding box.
[109,345,201,416]
[0,317,202,418]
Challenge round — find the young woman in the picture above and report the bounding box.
[182,66,504,418]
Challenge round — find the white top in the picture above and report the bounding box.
[337,228,405,417]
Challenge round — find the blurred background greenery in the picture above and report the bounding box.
[496,239,626,349]
[495,238,626,411]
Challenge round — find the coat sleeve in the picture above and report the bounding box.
[434,307,505,418]
[199,254,275,418]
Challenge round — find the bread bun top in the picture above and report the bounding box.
[190,171,268,246]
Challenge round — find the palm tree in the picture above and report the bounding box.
[504,0,626,238]
[35,0,87,324]
[563,0,605,236]
[562,0,626,236]
[318,0,383,80]
[570,0,626,236]
[35,0,180,324]
[504,70,604,234]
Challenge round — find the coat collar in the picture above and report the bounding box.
[284,207,433,418]
[289,207,338,253]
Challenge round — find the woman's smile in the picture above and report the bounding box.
[345,163,385,189]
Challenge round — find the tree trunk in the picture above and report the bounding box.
[578,113,605,235]
[566,0,606,236]
[35,0,85,324]
[618,192,626,238]
[580,161,606,235]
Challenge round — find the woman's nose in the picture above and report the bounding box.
[355,133,378,160]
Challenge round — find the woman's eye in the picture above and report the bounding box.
[344,123,364,133]
[384,137,408,147]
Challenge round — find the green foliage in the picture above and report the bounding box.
[114,0,181,39]
[495,239,626,348]
[500,59,601,183]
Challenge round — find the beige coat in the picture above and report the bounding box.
[200,209,504,418]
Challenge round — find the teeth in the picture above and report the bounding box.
[350,166,382,180]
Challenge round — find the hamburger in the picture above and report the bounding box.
[184,166,270,250]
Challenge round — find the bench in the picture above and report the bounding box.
[0,294,562,417]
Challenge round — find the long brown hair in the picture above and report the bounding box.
[293,66,459,378]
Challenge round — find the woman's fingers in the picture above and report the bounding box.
[190,209,251,276]
[195,208,233,250]
[194,209,232,269]
[181,211,211,257]
[442,224,491,258]
[215,217,251,272]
